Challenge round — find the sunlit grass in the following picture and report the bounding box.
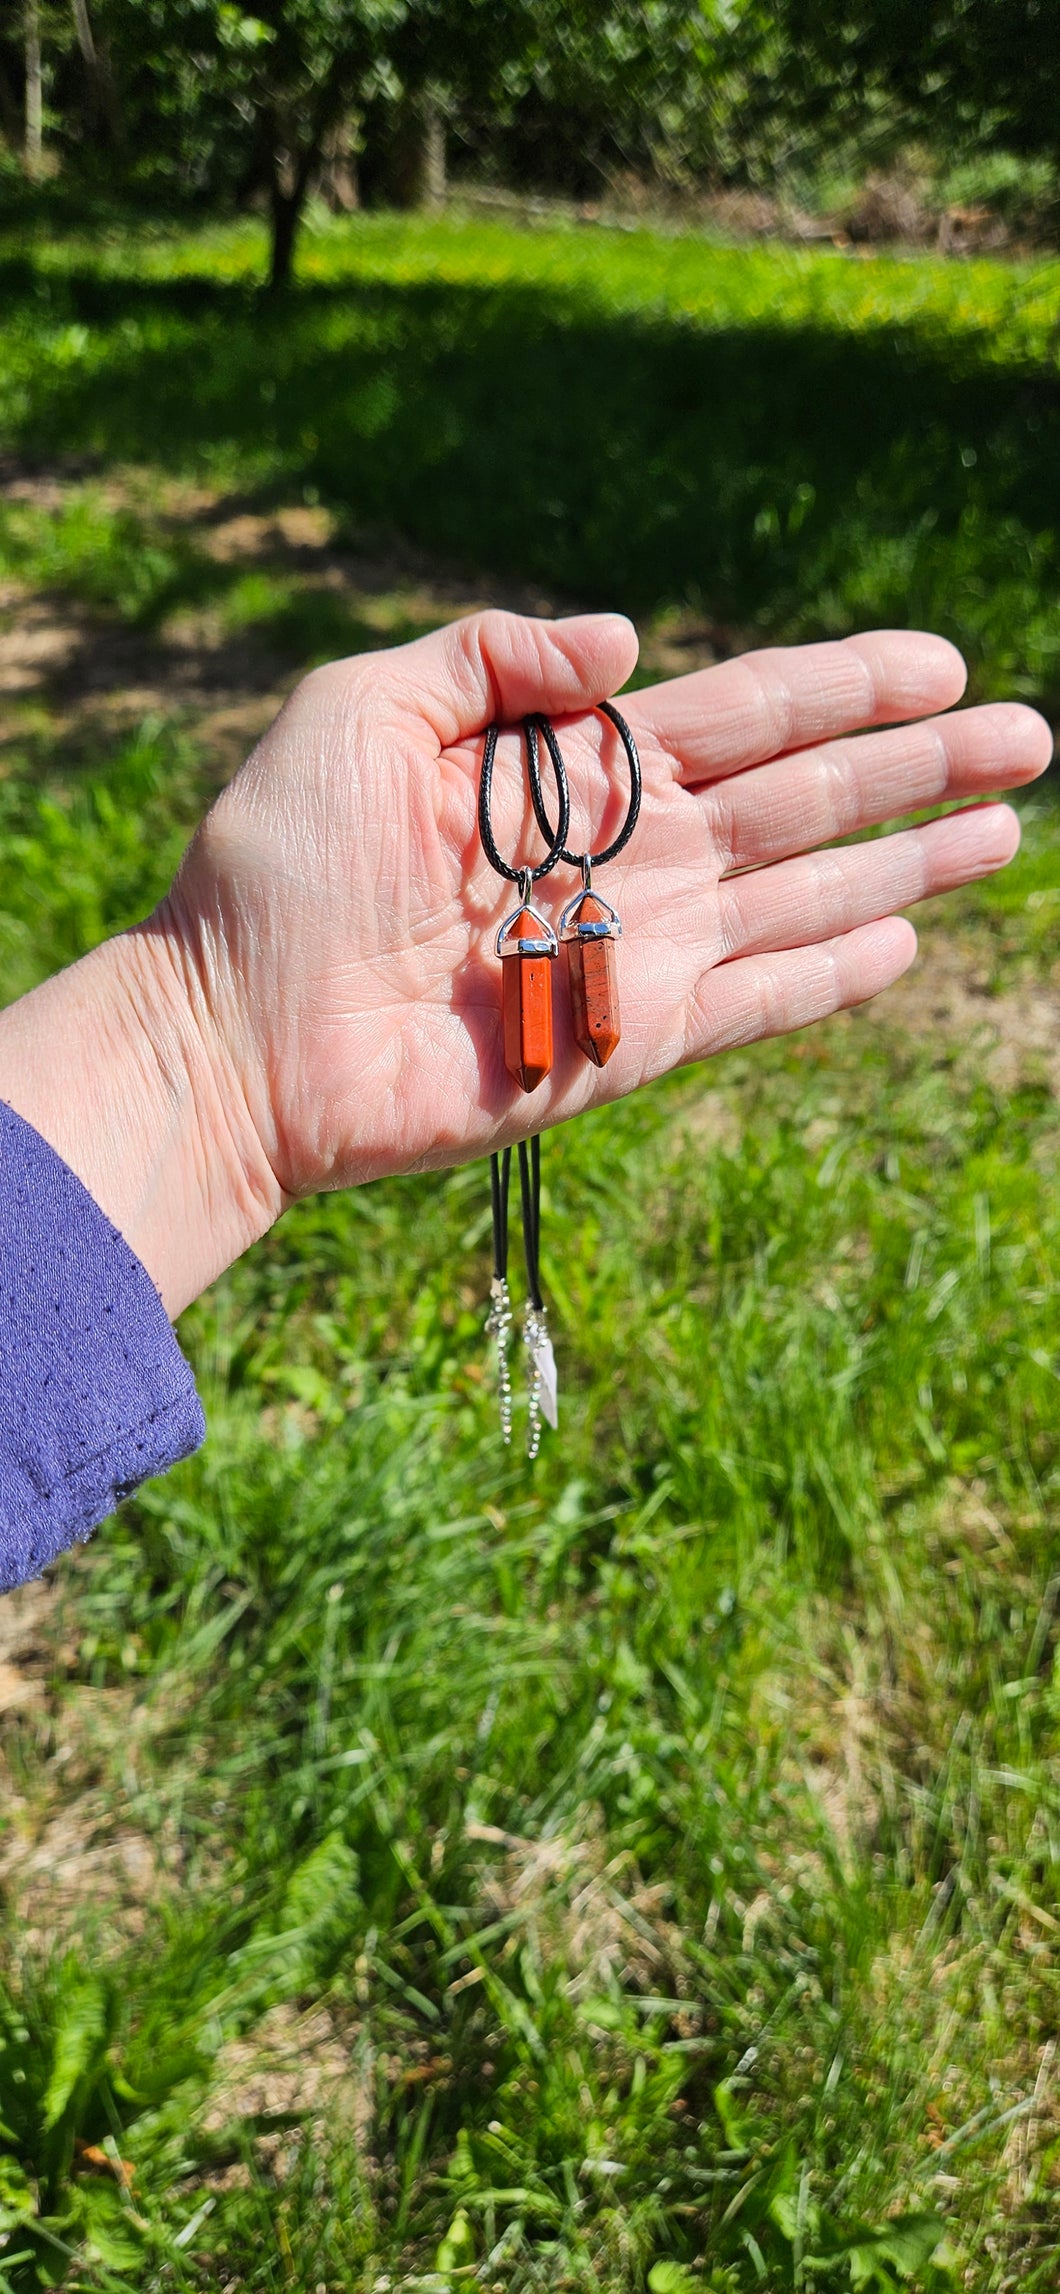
[2,211,1060,698]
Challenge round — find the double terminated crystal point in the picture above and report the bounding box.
[500,907,556,1093]
[563,892,621,1068]
[499,894,621,1092]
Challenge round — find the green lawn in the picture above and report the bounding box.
[0,211,1059,2293]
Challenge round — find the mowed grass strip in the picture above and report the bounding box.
[0,215,1058,2291]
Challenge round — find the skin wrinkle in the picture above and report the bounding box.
[753,954,794,1042]
[822,738,863,843]
[903,828,934,911]
[815,845,873,918]
[818,641,879,731]
[724,803,1019,958]
[147,907,286,1230]
[753,653,801,763]
[924,716,953,805]
[461,614,506,729]
[842,628,964,721]
[716,869,754,963]
[707,705,1018,876]
[643,631,968,790]
[688,918,915,1065]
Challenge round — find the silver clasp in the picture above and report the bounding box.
[558,886,622,943]
[496,895,559,958]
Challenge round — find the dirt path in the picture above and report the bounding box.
[0,467,726,776]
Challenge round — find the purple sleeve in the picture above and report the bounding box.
[0,1101,205,1592]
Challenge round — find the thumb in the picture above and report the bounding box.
[376,607,640,745]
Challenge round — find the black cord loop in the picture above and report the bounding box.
[525,700,642,872]
[479,718,570,884]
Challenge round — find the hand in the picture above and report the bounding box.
[0,611,1049,1314]
[166,608,1050,1172]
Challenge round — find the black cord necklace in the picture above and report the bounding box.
[478,713,569,1092]
[477,702,641,1453]
[526,701,642,1068]
[479,719,569,1452]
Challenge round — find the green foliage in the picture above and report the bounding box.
[0,1834,368,2287]
[0,724,196,1001]
[226,1835,364,2013]
[778,0,1060,174]
[0,1964,139,2281]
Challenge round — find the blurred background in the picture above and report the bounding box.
[1,7,1059,2292]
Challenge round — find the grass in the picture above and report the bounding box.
[4,209,1060,697]
[0,209,1059,2291]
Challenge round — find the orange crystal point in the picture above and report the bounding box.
[567,895,620,1067]
[502,909,554,1091]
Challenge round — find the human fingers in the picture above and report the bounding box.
[716,802,1020,962]
[359,607,640,748]
[703,702,1051,874]
[684,915,917,1062]
[623,630,968,786]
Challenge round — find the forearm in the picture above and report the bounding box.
[0,921,282,1317]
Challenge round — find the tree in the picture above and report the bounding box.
[775,0,1060,176]
[491,1,748,195]
[69,0,122,149]
[24,0,43,177]
[93,0,574,285]
[5,1,760,277]
[93,2,407,286]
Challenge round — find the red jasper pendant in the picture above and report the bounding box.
[496,902,558,1092]
[560,887,622,1068]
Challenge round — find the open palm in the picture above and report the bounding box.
[166,609,1051,1205]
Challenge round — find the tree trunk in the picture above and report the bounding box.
[24,0,42,179]
[318,116,360,213]
[422,95,446,211]
[70,0,122,148]
[268,181,302,291]
[0,60,22,153]
[263,67,351,291]
[383,92,447,210]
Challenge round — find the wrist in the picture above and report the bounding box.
[0,918,284,1316]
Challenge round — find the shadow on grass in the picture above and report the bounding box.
[4,255,1060,698]
[216,573,438,667]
